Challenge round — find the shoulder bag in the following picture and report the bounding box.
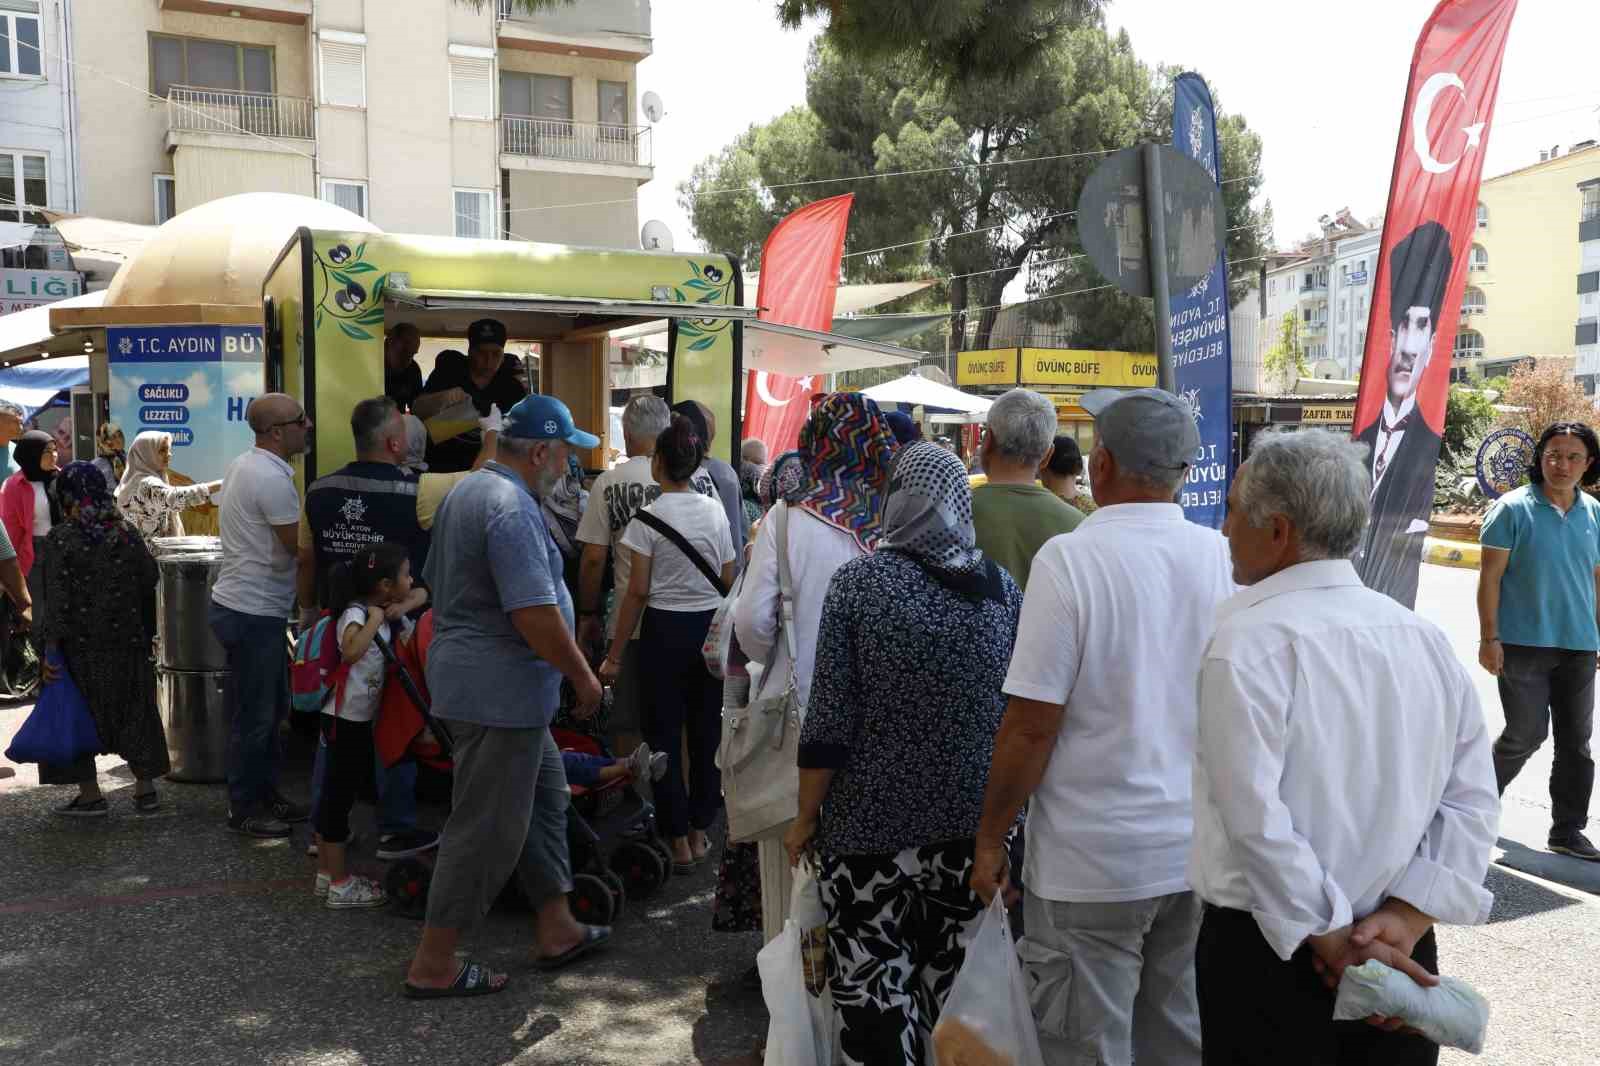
[718,502,801,842]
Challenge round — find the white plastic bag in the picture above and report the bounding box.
[759,918,822,1066]
[932,895,1045,1066]
[1332,959,1489,1054]
[790,859,838,1064]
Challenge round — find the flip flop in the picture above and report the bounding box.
[402,960,509,1000]
[533,924,611,972]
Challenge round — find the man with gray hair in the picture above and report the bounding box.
[741,438,769,467]
[973,387,1233,1065]
[971,388,1085,590]
[1192,428,1498,1065]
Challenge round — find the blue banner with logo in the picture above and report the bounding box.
[108,325,263,483]
[1170,72,1233,528]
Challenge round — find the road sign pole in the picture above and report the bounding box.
[1141,143,1176,393]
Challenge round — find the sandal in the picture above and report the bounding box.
[534,924,610,972]
[402,960,509,1000]
[133,790,159,814]
[54,795,109,818]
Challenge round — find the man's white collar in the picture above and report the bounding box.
[1381,393,1417,431]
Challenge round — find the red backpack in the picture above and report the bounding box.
[290,610,352,713]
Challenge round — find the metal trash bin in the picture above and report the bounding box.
[153,537,231,782]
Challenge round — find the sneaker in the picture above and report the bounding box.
[628,743,670,783]
[54,796,109,818]
[306,831,361,858]
[376,829,440,861]
[228,813,292,838]
[271,795,311,824]
[1549,832,1600,862]
[326,875,388,909]
[314,872,331,898]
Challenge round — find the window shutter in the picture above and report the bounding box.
[450,56,494,120]
[319,40,365,108]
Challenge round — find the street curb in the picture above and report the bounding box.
[1423,536,1480,570]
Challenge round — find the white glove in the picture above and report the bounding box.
[479,404,504,434]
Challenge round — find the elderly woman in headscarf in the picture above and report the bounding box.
[115,430,222,549]
[38,462,167,816]
[92,422,127,489]
[783,442,1023,1066]
[735,393,899,944]
[1,430,62,627]
[400,413,430,475]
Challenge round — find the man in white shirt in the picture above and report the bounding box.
[974,387,1233,1066]
[209,393,314,839]
[1193,428,1499,1065]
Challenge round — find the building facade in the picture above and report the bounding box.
[1578,176,1600,392]
[1,0,78,269]
[64,0,654,246]
[1329,229,1379,378]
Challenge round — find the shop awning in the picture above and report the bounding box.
[0,356,91,417]
[861,371,994,414]
[0,290,106,366]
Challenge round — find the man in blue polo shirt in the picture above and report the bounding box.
[1478,422,1600,862]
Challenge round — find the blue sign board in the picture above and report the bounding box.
[1170,73,1234,528]
[108,324,263,483]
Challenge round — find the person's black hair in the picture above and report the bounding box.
[671,400,711,444]
[326,542,409,613]
[1528,422,1600,487]
[655,414,705,483]
[1046,435,1084,477]
[1388,220,1454,333]
[351,396,399,454]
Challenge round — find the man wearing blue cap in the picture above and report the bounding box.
[404,394,609,1000]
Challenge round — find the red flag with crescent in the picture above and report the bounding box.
[743,194,854,454]
[1351,0,1516,608]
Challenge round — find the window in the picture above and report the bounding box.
[150,34,273,97]
[1462,286,1486,314]
[0,149,46,223]
[1454,329,1484,358]
[1268,279,1275,296]
[500,71,571,121]
[1,4,42,78]
[1476,202,1488,229]
[318,35,365,109]
[322,179,367,218]
[454,188,494,239]
[1339,297,1347,321]
[1470,244,1488,271]
[598,80,628,139]
[449,53,494,120]
[1340,263,1350,280]
[1584,184,1600,223]
[153,174,176,224]
[1358,259,1366,273]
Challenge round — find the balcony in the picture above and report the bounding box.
[158,0,311,24]
[497,0,652,60]
[1582,213,1600,243]
[166,86,314,144]
[500,115,653,178]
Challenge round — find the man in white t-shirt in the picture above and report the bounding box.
[575,395,715,751]
[973,388,1234,1066]
[209,393,314,839]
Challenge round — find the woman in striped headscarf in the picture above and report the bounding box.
[734,391,898,944]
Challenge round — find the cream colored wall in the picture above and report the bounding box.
[505,170,638,247]
[498,51,637,126]
[172,144,313,210]
[357,0,453,234]
[452,122,499,193]
[1476,147,1600,359]
[74,6,310,224]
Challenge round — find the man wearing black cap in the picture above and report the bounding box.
[1354,221,1451,606]
[416,318,529,473]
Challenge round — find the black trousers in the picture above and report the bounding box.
[312,717,376,846]
[1196,905,1440,1066]
[1493,643,1595,838]
[638,606,721,838]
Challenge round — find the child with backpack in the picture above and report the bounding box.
[313,542,423,909]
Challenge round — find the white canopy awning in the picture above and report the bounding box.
[0,290,106,364]
[861,371,994,414]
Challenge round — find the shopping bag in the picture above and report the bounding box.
[790,859,838,1064]
[931,895,1046,1066]
[4,653,102,766]
[759,918,823,1066]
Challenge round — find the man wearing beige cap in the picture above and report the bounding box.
[973,388,1234,1065]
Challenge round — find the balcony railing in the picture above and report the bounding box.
[500,115,652,168]
[167,86,314,140]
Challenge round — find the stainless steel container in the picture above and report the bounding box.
[158,668,231,783]
[155,537,225,672]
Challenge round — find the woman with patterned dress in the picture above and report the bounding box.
[784,442,1024,1066]
[734,395,899,944]
[38,462,168,816]
[114,430,222,548]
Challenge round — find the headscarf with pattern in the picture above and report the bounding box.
[879,441,1004,601]
[96,421,127,484]
[118,431,182,536]
[790,393,898,551]
[57,461,140,548]
[758,450,806,509]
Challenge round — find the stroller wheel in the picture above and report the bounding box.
[384,859,432,921]
[569,873,616,925]
[610,840,667,901]
[599,869,626,920]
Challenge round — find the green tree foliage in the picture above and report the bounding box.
[1442,384,1495,461]
[1261,312,1307,387]
[681,27,1269,355]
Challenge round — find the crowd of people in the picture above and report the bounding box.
[14,311,1600,1063]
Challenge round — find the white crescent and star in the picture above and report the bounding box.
[1412,72,1487,175]
[754,372,814,408]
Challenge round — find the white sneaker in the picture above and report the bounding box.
[314,873,331,898]
[628,743,670,783]
[325,875,387,909]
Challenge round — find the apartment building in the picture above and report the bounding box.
[64,0,653,246]
[1329,229,1379,378]
[1577,176,1599,392]
[0,0,78,271]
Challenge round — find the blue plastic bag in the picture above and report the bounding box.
[3,653,102,765]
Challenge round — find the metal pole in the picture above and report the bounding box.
[1142,143,1176,393]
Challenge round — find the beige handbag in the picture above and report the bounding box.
[719,503,802,843]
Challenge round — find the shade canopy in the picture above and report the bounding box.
[0,290,106,364]
[861,371,994,414]
[0,356,90,416]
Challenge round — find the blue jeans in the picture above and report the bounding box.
[310,734,417,834]
[209,601,291,818]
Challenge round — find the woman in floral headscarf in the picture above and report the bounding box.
[734,392,898,944]
[38,462,167,816]
[115,430,222,549]
[93,422,127,489]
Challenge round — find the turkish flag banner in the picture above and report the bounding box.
[743,194,854,454]
[1351,0,1517,609]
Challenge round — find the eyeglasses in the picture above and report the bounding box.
[269,413,309,430]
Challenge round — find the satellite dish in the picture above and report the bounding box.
[641,220,674,252]
[642,91,664,124]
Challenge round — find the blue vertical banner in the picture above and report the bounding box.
[1170,72,1233,528]
[107,324,263,484]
